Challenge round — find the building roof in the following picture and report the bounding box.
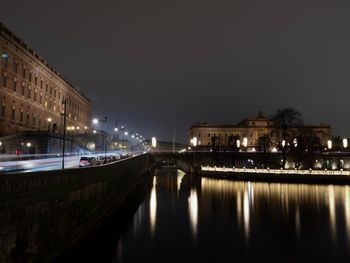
[0,22,91,103]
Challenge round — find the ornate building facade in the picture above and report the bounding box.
[189,111,331,151]
[0,22,92,137]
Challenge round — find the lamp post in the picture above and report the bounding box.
[152,137,157,152]
[191,136,198,172]
[61,98,67,169]
[47,117,52,132]
[93,117,108,160]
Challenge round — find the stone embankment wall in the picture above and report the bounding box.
[0,154,150,262]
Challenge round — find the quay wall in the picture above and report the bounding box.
[0,154,150,262]
[199,169,350,185]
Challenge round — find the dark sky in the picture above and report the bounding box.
[1,0,350,142]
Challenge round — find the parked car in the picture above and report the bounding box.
[96,156,104,165]
[79,157,97,167]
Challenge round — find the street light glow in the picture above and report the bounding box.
[93,130,97,134]
[236,139,241,148]
[242,137,248,147]
[343,138,348,148]
[192,137,198,147]
[114,127,118,132]
[93,118,98,124]
[124,131,128,136]
[152,137,157,148]
[327,140,332,150]
[47,117,52,122]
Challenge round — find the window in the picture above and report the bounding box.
[46,83,48,92]
[13,79,17,92]
[40,80,43,89]
[1,104,5,118]
[14,61,17,73]
[35,76,38,85]
[20,110,24,122]
[29,72,32,82]
[38,118,41,129]
[44,101,47,107]
[27,88,31,99]
[21,84,25,96]
[2,52,8,68]
[58,92,61,100]
[54,89,57,97]
[26,112,30,124]
[34,91,37,102]
[11,107,15,121]
[50,86,52,95]
[40,95,42,104]
[32,114,36,126]
[2,75,7,87]
[22,67,26,78]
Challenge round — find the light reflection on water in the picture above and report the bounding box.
[105,169,350,262]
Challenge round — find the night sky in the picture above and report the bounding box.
[1,0,350,142]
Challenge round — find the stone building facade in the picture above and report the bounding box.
[189,111,331,151]
[0,22,92,138]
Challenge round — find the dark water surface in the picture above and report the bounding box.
[68,168,350,262]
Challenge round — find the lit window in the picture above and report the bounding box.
[2,52,8,68]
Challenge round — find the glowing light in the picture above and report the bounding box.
[93,130,97,134]
[243,137,248,147]
[271,147,277,152]
[26,142,31,147]
[281,140,286,148]
[236,139,241,148]
[92,118,98,124]
[293,138,298,147]
[150,177,157,235]
[344,138,348,148]
[114,127,118,132]
[188,189,198,238]
[0,142,2,146]
[84,126,88,130]
[131,135,135,138]
[251,147,256,152]
[152,137,157,148]
[327,140,332,150]
[47,117,52,122]
[191,137,198,147]
[124,131,128,136]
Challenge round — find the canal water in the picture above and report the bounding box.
[66,168,350,262]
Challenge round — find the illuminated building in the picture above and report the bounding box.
[189,111,331,151]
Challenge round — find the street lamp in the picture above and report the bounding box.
[343,138,348,149]
[327,140,332,150]
[47,117,52,132]
[191,136,198,172]
[152,137,157,152]
[92,117,108,160]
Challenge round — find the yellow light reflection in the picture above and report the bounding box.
[328,185,336,246]
[188,189,198,238]
[177,170,185,196]
[243,187,250,241]
[345,187,350,246]
[150,176,157,236]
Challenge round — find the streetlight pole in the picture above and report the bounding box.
[61,99,67,169]
[93,117,108,160]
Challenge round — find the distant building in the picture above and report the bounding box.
[0,22,92,136]
[0,22,92,153]
[189,111,331,151]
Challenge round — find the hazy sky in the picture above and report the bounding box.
[1,0,350,142]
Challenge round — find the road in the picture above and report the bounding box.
[0,156,81,173]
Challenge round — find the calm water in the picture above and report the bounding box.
[68,168,350,262]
